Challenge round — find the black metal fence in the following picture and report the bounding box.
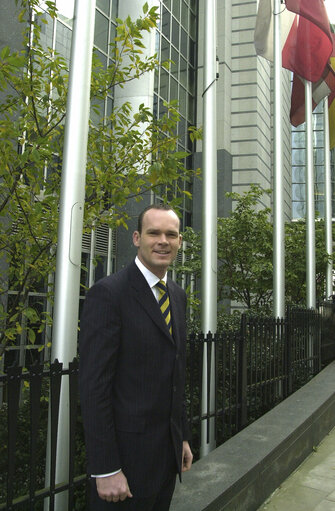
[0,359,88,511]
[1,303,335,510]
[188,307,324,459]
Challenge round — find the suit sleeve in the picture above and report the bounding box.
[180,288,191,442]
[79,280,122,475]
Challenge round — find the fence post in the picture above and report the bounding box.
[237,315,247,430]
[284,309,292,396]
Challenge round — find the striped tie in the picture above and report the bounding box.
[156,280,172,335]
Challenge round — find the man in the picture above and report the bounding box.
[79,204,193,510]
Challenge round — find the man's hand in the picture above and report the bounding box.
[182,441,193,472]
[96,471,133,503]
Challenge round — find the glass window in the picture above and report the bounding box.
[180,28,188,57]
[159,98,168,118]
[178,117,186,145]
[112,0,118,19]
[314,150,324,165]
[171,47,179,78]
[190,11,196,39]
[180,56,187,88]
[110,22,116,47]
[154,68,159,94]
[106,96,114,119]
[292,166,305,183]
[179,86,187,117]
[155,31,160,56]
[292,201,306,219]
[153,94,158,118]
[97,0,110,16]
[160,69,169,101]
[291,131,305,148]
[172,17,179,47]
[94,48,107,69]
[188,93,194,121]
[170,76,178,102]
[292,183,306,201]
[90,97,105,126]
[94,10,109,53]
[55,21,72,63]
[161,36,170,64]
[188,67,195,94]
[162,7,170,38]
[39,12,54,49]
[292,148,305,165]
[181,1,189,30]
[189,40,195,66]
[315,165,325,182]
[314,130,324,146]
[172,0,180,20]
[163,0,171,9]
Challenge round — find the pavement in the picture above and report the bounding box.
[257,427,335,511]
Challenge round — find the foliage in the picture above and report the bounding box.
[0,0,198,356]
[285,219,332,304]
[175,185,334,318]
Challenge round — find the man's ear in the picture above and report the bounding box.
[178,234,182,248]
[133,231,140,247]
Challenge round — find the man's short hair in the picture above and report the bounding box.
[137,204,180,233]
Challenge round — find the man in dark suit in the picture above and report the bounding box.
[79,204,193,510]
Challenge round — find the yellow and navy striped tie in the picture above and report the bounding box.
[156,280,172,335]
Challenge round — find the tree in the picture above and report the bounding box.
[285,219,332,304]
[176,185,333,321]
[0,0,198,357]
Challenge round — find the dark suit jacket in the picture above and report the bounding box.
[79,261,189,497]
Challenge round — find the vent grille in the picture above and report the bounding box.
[82,224,116,255]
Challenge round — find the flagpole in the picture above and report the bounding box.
[323,96,334,299]
[305,80,316,309]
[45,1,96,508]
[273,0,285,318]
[200,0,217,457]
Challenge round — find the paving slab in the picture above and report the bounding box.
[258,427,335,511]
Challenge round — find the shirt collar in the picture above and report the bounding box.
[135,256,167,289]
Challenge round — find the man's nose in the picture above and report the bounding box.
[158,234,168,244]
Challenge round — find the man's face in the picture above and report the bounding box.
[133,209,182,278]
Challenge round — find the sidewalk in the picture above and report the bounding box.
[257,427,335,511]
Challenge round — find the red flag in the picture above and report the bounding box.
[284,0,333,82]
[290,33,335,126]
[255,0,333,83]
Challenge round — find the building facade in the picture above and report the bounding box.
[1,0,333,368]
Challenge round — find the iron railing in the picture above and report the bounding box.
[1,303,334,509]
[0,359,88,511]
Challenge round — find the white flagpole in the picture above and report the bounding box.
[305,80,316,308]
[46,1,96,508]
[200,0,218,457]
[323,96,334,299]
[273,0,285,318]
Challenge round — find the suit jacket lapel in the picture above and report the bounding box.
[127,262,175,343]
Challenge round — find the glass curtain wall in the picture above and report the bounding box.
[154,0,198,231]
[292,101,335,220]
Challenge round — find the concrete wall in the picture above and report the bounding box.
[171,361,335,511]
